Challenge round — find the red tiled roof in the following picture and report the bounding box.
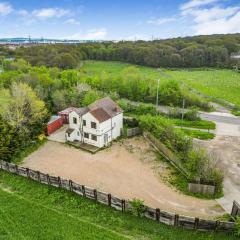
[90,107,111,123]
[89,97,123,118]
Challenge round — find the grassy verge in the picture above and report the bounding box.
[171,119,216,130]
[0,171,236,240]
[181,129,215,140]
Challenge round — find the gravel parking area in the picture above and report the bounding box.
[195,136,240,213]
[21,137,224,218]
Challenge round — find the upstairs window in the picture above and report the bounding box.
[91,122,97,129]
[83,120,86,126]
[73,117,77,124]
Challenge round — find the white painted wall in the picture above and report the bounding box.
[67,110,123,148]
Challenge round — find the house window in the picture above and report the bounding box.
[91,122,97,129]
[68,133,70,137]
[83,120,86,126]
[84,133,89,139]
[77,131,80,136]
[73,117,77,124]
[91,134,97,141]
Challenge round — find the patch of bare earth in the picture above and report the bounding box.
[22,137,224,219]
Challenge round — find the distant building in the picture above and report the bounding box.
[66,97,123,148]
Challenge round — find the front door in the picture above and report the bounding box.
[104,134,108,145]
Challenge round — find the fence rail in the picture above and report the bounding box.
[143,132,189,178]
[0,160,235,233]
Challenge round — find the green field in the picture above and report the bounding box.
[82,60,160,79]
[165,69,240,106]
[82,61,240,107]
[0,171,237,240]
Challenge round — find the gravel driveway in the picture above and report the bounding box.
[22,137,224,219]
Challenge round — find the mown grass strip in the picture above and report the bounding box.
[0,171,237,240]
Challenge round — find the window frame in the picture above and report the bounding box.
[91,134,97,141]
[83,119,86,126]
[91,121,97,129]
[73,117,77,124]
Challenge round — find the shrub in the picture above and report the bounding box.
[130,198,146,217]
[184,107,200,121]
[235,217,240,237]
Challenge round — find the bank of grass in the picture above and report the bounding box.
[0,171,236,240]
[171,119,216,130]
[181,129,215,140]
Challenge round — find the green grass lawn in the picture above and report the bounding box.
[81,60,160,79]
[0,171,237,240]
[171,119,216,130]
[82,61,240,108]
[165,69,240,106]
[180,129,215,140]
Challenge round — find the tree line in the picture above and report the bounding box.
[8,33,240,69]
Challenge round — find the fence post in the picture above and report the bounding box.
[37,171,40,182]
[108,194,112,207]
[6,162,9,172]
[156,208,160,222]
[46,174,50,185]
[15,165,19,175]
[82,185,86,197]
[121,200,125,212]
[26,168,30,178]
[174,214,179,227]
[194,218,199,229]
[69,180,73,191]
[93,189,97,201]
[215,220,220,231]
[58,177,61,188]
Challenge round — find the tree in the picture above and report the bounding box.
[2,82,48,138]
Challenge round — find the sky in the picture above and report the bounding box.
[0,0,240,40]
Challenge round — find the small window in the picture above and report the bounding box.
[91,122,97,129]
[84,133,89,139]
[91,134,97,141]
[77,131,80,136]
[73,117,77,124]
[83,120,86,126]
[68,133,70,137]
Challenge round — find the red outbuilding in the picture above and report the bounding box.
[47,116,63,135]
[58,107,77,124]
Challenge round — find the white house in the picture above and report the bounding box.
[66,97,123,148]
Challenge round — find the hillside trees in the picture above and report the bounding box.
[14,34,240,69]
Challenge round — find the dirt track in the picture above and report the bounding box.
[22,137,224,219]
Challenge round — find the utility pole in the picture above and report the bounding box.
[156,78,160,108]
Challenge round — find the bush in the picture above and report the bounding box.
[184,107,199,121]
[130,198,146,217]
[235,217,240,237]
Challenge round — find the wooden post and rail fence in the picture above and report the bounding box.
[0,160,237,233]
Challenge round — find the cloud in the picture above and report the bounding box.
[147,17,176,25]
[0,2,13,16]
[180,0,219,11]
[32,8,70,19]
[180,0,240,35]
[65,18,80,25]
[67,28,107,40]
